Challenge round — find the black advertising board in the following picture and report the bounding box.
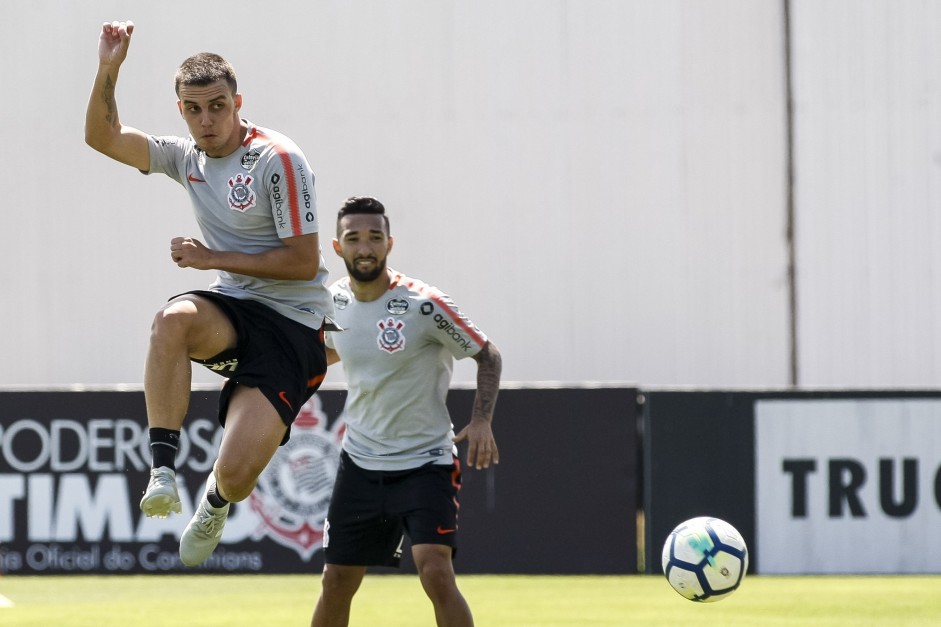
[445,386,639,574]
[0,389,346,575]
[0,386,639,575]
[642,390,756,574]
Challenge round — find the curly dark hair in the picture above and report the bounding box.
[337,196,390,236]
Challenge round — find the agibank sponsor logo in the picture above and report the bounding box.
[271,172,288,229]
[433,313,473,352]
[271,165,316,229]
[295,163,315,223]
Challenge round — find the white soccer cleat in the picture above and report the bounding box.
[179,491,230,566]
[139,467,183,518]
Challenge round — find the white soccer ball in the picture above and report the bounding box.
[661,516,748,602]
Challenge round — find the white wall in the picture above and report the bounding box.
[791,0,941,387]
[5,0,931,390]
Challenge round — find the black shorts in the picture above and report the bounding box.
[323,451,463,567]
[178,290,327,444]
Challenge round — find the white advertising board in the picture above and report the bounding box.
[756,399,941,574]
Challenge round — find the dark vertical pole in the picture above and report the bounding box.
[783,0,799,387]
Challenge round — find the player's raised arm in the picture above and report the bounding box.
[84,20,150,171]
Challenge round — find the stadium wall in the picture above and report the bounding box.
[0,386,639,576]
[10,2,941,390]
[6,385,941,576]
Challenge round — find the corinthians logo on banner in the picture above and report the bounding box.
[248,395,344,561]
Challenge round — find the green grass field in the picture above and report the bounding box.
[2,574,940,626]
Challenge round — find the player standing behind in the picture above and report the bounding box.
[311,197,502,627]
[84,20,336,566]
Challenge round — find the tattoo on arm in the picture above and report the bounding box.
[473,342,502,420]
[102,75,117,127]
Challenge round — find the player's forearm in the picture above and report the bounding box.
[207,247,320,281]
[85,64,123,151]
[471,341,502,422]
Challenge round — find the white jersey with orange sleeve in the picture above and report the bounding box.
[146,120,335,330]
[326,270,488,471]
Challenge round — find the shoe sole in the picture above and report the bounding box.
[180,549,215,567]
[140,494,183,518]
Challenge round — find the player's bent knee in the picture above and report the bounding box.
[213,466,258,502]
[151,301,198,339]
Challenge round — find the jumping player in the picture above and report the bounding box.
[311,196,502,627]
[84,20,335,566]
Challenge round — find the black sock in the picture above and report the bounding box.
[149,428,180,471]
[206,477,229,508]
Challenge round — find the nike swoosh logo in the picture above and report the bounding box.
[278,391,293,411]
[187,174,206,183]
[436,526,456,535]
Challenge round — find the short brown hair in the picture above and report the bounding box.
[174,52,237,96]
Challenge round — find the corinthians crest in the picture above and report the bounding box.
[248,395,344,561]
[377,317,406,353]
[227,172,256,212]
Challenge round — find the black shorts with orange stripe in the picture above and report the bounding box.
[181,290,327,445]
[323,451,462,567]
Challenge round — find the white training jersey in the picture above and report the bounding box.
[146,120,335,330]
[326,270,488,471]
